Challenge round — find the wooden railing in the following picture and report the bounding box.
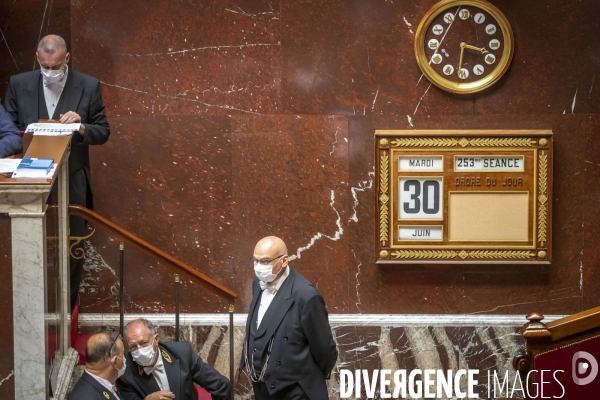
[68,204,238,396]
[513,305,600,399]
[69,204,237,301]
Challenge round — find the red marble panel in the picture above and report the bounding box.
[582,116,600,310]
[230,115,351,312]
[70,0,281,117]
[279,0,600,116]
[83,116,236,313]
[0,0,71,99]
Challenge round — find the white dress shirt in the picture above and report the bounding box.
[85,369,119,397]
[42,66,68,119]
[143,350,171,392]
[257,266,290,328]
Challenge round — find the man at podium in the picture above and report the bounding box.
[0,103,22,157]
[4,34,110,311]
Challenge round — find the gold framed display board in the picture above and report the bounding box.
[375,130,552,264]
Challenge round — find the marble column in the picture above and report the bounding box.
[10,210,48,399]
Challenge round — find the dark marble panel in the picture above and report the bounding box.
[333,326,383,397]
[0,215,14,399]
[0,0,71,99]
[582,116,600,310]
[82,115,235,313]
[230,115,350,312]
[71,0,281,117]
[279,0,600,116]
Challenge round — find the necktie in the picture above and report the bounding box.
[151,363,170,391]
[259,281,277,293]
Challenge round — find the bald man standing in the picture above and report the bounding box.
[239,236,338,400]
[5,34,110,311]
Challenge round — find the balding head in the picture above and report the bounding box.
[253,236,289,280]
[85,332,123,365]
[37,35,67,54]
[254,236,288,257]
[36,34,69,71]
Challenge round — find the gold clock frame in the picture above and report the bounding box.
[375,130,553,265]
[414,0,514,94]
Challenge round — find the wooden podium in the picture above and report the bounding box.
[0,134,76,399]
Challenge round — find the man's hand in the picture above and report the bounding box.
[59,111,81,124]
[59,111,85,134]
[145,391,175,400]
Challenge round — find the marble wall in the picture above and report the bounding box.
[1,1,600,398]
[77,322,527,399]
[59,0,600,315]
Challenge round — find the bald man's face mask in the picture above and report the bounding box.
[254,257,283,283]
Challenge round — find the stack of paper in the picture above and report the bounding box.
[25,123,80,136]
[11,156,56,179]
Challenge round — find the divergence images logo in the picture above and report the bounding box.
[572,351,598,386]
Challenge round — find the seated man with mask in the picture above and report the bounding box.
[117,318,231,400]
[0,103,22,158]
[70,332,126,399]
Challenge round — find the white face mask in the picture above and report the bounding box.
[40,64,66,84]
[116,356,126,378]
[253,258,282,283]
[131,336,157,367]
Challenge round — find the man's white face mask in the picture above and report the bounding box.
[253,257,283,283]
[40,59,66,84]
[130,335,157,366]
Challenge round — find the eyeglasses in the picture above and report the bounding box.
[109,331,122,356]
[251,255,285,266]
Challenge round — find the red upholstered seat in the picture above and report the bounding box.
[71,302,92,365]
[194,384,212,400]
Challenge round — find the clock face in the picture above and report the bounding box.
[415,0,514,93]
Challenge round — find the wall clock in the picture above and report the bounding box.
[414,0,514,94]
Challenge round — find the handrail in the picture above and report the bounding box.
[68,204,238,301]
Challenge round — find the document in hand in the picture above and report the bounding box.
[12,156,57,178]
[25,122,80,136]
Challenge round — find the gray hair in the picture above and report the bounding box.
[37,35,67,54]
[124,318,156,339]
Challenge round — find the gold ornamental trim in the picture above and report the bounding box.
[391,249,534,260]
[69,224,96,259]
[379,153,390,245]
[391,137,534,148]
[538,153,548,246]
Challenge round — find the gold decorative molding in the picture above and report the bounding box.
[538,250,547,259]
[538,153,548,246]
[69,224,96,259]
[391,137,535,148]
[391,249,534,260]
[539,138,548,147]
[379,250,390,259]
[379,138,389,147]
[379,152,389,245]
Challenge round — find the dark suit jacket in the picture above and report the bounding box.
[239,267,338,399]
[69,371,123,400]
[0,103,22,157]
[117,341,231,400]
[4,68,110,209]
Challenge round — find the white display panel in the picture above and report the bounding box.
[399,225,443,240]
[454,155,524,171]
[399,177,443,220]
[399,156,444,171]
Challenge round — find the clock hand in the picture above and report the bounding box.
[457,42,466,75]
[463,43,489,54]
